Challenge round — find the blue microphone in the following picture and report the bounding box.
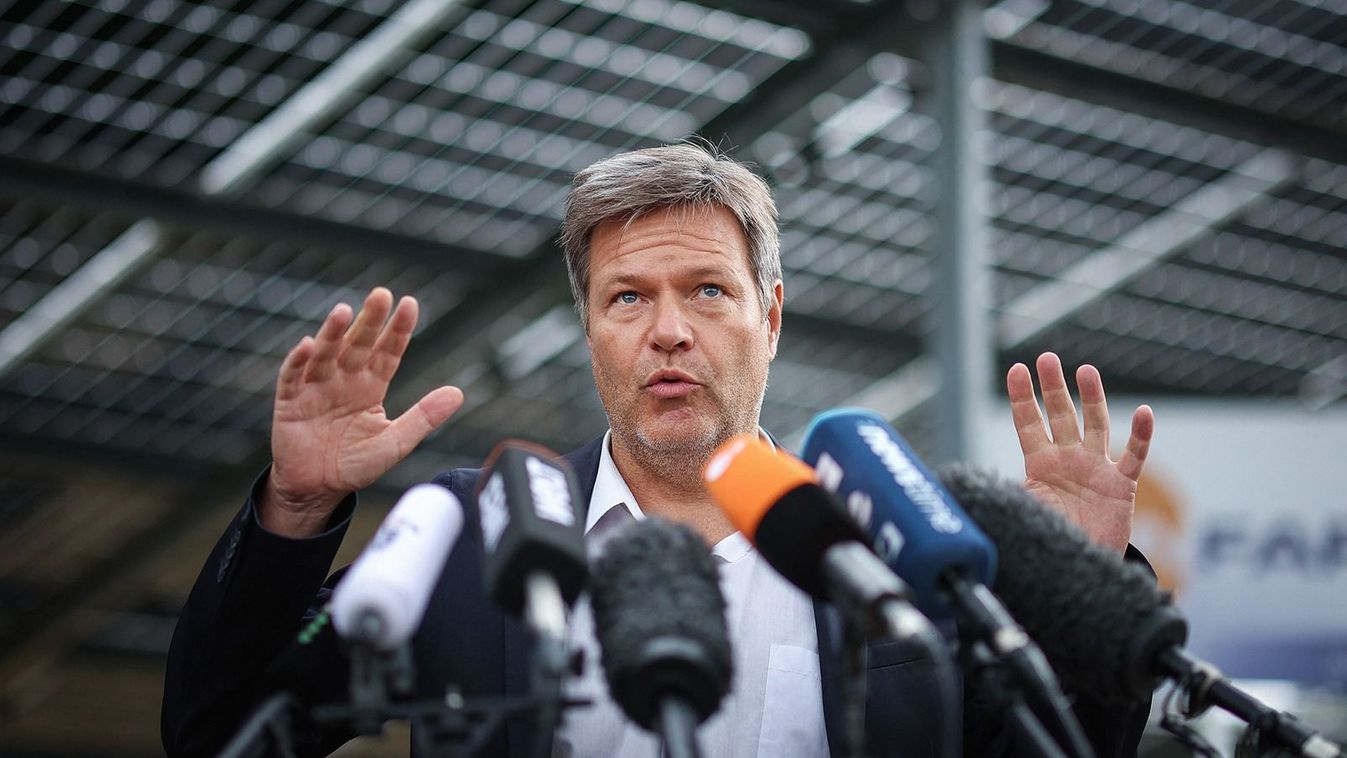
[800,407,995,619]
[802,408,1098,758]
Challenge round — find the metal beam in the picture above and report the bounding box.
[782,148,1298,444]
[994,42,1347,165]
[200,0,468,195]
[698,0,926,147]
[0,0,470,381]
[685,0,855,32]
[928,0,995,462]
[0,220,160,377]
[1000,149,1297,346]
[0,156,517,277]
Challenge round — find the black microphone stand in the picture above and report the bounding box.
[819,542,962,758]
[1156,647,1343,758]
[963,639,1070,758]
[217,692,301,758]
[840,619,869,758]
[944,575,1096,758]
[304,637,588,758]
[528,632,572,758]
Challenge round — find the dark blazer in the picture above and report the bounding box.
[162,436,1148,757]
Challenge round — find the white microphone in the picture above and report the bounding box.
[331,483,464,650]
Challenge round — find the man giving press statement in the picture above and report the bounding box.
[162,142,1157,757]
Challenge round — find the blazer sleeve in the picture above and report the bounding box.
[161,467,358,758]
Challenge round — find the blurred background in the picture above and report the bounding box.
[0,0,1345,755]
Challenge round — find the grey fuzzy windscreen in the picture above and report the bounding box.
[589,519,733,728]
[938,463,1182,703]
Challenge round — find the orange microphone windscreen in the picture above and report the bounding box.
[703,434,815,541]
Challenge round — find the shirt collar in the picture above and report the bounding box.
[585,429,644,535]
[584,429,775,564]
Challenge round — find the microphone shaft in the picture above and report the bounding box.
[820,544,960,758]
[1156,647,1343,758]
[523,571,568,644]
[523,571,569,758]
[820,542,933,641]
[658,697,703,758]
[944,574,1096,758]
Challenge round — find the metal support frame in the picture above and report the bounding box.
[999,150,1297,347]
[783,148,1297,448]
[698,0,925,145]
[993,43,1347,166]
[0,0,473,680]
[0,219,161,377]
[0,155,515,277]
[0,0,468,382]
[928,0,996,462]
[200,0,467,195]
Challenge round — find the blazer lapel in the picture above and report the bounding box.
[815,602,847,758]
[563,436,605,509]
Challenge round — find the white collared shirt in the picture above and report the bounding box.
[552,431,828,758]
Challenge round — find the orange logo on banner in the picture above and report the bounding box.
[1132,470,1186,595]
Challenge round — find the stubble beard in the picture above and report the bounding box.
[601,371,767,490]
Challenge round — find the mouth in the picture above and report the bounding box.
[644,370,701,399]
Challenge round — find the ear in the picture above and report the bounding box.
[766,280,783,359]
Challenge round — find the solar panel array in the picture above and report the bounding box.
[0,0,1344,751]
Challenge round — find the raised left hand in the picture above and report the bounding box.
[1007,352,1153,554]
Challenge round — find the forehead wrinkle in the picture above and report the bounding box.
[600,262,742,291]
[597,224,737,260]
[595,205,746,255]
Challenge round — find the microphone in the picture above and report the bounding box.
[703,435,959,758]
[474,440,587,643]
[703,434,935,643]
[331,483,464,650]
[940,463,1344,758]
[589,519,731,758]
[475,440,587,758]
[800,408,995,620]
[801,410,1095,758]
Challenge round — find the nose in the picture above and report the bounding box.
[649,299,693,353]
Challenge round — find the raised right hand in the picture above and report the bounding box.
[259,287,464,537]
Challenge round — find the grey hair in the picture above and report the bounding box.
[560,141,781,327]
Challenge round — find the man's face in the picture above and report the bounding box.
[586,205,782,466]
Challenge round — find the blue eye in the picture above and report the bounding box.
[617,292,639,304]
[701,285,722,298]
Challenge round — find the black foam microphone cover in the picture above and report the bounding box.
[938,463,1188,702]
[589,519,733,730]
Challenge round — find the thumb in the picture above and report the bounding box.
[385,386,465,452]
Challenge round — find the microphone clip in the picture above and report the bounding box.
[1158,682,1224,758]
[345,639,415,732]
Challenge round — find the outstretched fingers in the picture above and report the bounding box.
[369,295,419,382]
[385,386,465,454]
[304,303,354,383]
[1077,364,1111,455]
[1116,405,1155,481]
[338,288,394,371]
[1007,362,1051,458]
[1036,352,1081,446]
[276,336,315,402]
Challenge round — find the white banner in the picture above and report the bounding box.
[973,397,1347,685]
